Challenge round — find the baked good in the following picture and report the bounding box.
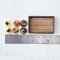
[14,20,20,27]
[5,21,10,26]
[20,20,27,27]
[6,28,11,33]
[20,28,27,34]
[12,27,19,33]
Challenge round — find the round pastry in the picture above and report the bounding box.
[12,27,19,33]
[14,20,20,27]
[20,28,27,34]
[6,28,11,33]
[20,20,27,27]
[5,21,10,26]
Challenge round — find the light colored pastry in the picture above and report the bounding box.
[6,27,11,33]
[5,21,11,26]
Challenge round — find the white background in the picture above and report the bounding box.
[0,0,60,60]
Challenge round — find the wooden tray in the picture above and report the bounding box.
[29,16,55,34]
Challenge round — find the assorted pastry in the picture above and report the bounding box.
[5,19,27,34]
[5,21,10,26]
[6,27,11,33]
[12,27,19,33]
[20,28,27,34]
[14,20,20,27]
[20,20,27,27]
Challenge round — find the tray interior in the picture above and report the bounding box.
[29,16,54,33]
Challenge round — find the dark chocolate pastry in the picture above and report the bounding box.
[20,28,27,34]
[20,20,27,27]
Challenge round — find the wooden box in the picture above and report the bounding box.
[29,16,55,34]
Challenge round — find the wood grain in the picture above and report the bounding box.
[29,17,54,33]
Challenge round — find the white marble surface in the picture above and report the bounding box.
[0,44,60,60]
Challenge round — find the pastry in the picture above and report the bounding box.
[20,28,27,34]
[5,21,10,26]
[12,27,19,33]
[14,20,20,27]
[6,28,11,33]
[20,20,27,27]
